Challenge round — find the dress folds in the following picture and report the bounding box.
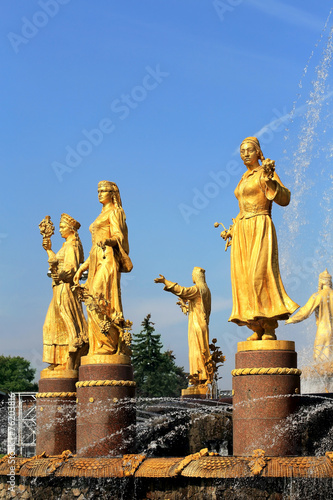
[229,166,299,326]
[85,206,129,355]
[43,239,87,365]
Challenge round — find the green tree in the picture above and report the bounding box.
[0,355,38,392]
[132,315,188,397]
[161,349,188,396]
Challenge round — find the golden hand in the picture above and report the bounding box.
[262,158,275,182]
[73,267,84,285]
[42,237,52,251]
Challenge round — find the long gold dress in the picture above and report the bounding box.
[229,166,299,328]
[43,239,87,365]
[85,206,129,355]
[163,281,211,382]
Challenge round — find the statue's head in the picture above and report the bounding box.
[318,268,332,289]
[98,180,122,207]
[240,136,265,167]
[192,266,206,284]
[98,180,118,191]
[59,213,80,238]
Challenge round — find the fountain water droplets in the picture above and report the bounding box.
[278,21,333,298]
[286,7,333,130]
[136,396,232,456]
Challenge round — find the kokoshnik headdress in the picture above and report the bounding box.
[60,213,81,231]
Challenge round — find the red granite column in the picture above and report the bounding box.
[36,370,77,455]
[232,340,301,456]
[76,354,136,457]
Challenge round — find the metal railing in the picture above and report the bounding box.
[7,392,37,457]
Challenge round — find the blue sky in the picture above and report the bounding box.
[1,1,333,389]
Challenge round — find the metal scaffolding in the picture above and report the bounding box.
[7,392,37,457]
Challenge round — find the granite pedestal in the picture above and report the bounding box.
[232,340,301,456]
[36,370,77,455]
[76,355,136,457]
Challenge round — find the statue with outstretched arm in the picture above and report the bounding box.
[286,269,333,363]
[154,267,212,385]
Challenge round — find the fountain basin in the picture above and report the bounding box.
[1,449,333,499]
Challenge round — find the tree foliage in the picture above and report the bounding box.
[0,355,38,392]
[132,315,188,397]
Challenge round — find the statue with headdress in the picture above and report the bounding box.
[73,181,133,359]
[286,269,333,364]
[216,136,299,341]
[39,213,88,374]
[154,267,217,388]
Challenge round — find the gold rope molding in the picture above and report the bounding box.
[231,367,302,377]
[36,392,76,398]
[76,379,136,388]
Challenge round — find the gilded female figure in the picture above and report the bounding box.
[42,214,88,371]
[74,181,132,356]
[221,137,298,340]
[286,269,333,362]
[155,267,212,384]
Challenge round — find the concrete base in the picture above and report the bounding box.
[76,362,136,457]
[2,475,333,500]
[36,377,77,455]
[232,340,301,456]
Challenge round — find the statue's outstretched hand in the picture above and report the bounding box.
[73,268,83,285]
[154,274,166,284]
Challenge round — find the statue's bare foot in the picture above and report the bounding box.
[262,332,277,340]
[247,332,262,341]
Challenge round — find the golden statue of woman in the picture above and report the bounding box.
[286,269,333,363]
[41,213,88,373]
[220,137,298,341]
[154,267,212,384]
[74,181,132,357]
